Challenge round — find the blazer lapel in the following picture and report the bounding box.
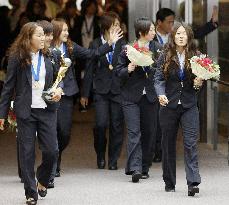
[26,65,32,87]
[112,41,120,65]
[44,56,53,89]
[98,38,110,66]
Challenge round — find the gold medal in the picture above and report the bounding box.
[109,64,113,70]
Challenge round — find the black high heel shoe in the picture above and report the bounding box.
[188,186,199,196]
[26,198,37,205]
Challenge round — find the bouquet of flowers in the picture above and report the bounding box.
[7,101,17,131]
[0,101,17,132]
[125,41,154,66]
[190,54,220,80]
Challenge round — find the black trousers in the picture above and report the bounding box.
[16,136,22,179]
[94,93,124,167]
[140,96,158,173]
[56,95,74,171]
[17,108,58,200]
[160,105,201,187]
[153,111,162,159]
[122,95,158,174]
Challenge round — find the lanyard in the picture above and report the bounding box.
[31,51,42,81]
[85,18,93,36]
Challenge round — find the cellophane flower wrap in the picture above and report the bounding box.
[190,54,220,80]
[126,41,154,66]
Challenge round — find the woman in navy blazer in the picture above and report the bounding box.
[154,22,203,196]
[116,17,162,183]
[50,18,122,179]
[81,12,126,170]
[0,22,62,205]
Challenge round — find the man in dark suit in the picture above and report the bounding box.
[154,7,219,45]
[81,12,126,170]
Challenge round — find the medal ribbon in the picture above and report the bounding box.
[31,51,42,81]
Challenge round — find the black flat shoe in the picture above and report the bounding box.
[97,159,106,169]
[47,179,55,189]
[55,170,60,177]
[108,165,118,170]
[152,155,162,163]
[26,198,37,205]
[37,182,47,197]
[141,172,149,179]
[132,171,142,183]
[165,185,175,192]
[188,186,199,196]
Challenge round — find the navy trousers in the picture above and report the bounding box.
[50,95,74,181]
[17,108,58,200]
[159,105,201,187]
[122,95,158,174]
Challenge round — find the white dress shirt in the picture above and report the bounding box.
[31,52,47,108]
[156,30,169,45]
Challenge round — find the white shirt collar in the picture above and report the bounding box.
[58,43,64,54]
[101,35,106,44]
[31,51,40,57]
[156,29,169,45]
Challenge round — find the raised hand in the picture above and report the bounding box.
[212,6,218,24]
[158,95,169,106]
[108,27,123,45]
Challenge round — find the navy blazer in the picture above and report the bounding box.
[82,37,127,99]
[60,42,112,96]
[0,53,58,119]
[116,40,162,103]
[154,53,197,109]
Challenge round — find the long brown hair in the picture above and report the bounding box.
[51,18,74,56]
[8,22,47,68]
[163,22,197,79]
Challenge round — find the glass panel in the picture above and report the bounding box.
[218,0,229,81]
[217,0,229,154]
